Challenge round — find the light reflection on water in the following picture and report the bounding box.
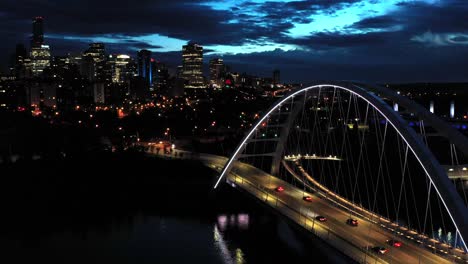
[215,213,249,264]
[217,213,250,232]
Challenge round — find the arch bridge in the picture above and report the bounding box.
[213,82,468,264]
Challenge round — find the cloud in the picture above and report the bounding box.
[1,0,468,82]
[411,31,468,46]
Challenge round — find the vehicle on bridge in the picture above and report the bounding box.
[315,216,327,222]
[303,196,312,202]
[346,218,358,226]
[387,239,402,248]
[371,246,389,255]
[275,186,284,192]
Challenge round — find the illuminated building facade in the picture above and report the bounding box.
[108,54,133,83]
[83,43,106,62]
[82,43,106,80]
[152,61,169,90]
[209,58,225,88]
[137,49,152,88]
[30,45,51,76]
[14,44,31,78]
[29,16,50,76]
[182,43,204,88]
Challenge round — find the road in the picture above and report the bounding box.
[148,147,466,264]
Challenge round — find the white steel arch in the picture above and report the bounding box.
[214,83,468,252]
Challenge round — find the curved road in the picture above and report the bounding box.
[149,148,466,264]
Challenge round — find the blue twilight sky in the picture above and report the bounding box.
[1,0,468,82]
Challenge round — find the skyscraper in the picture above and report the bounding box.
[107,54,133,83]
[30,16,50,76]
[152,60,169,90]
[14,44,30,78]
[137,50,152,88]
[80,55,96,81]
[31,17,44,48]
[82,43,106,80]
[83,43,106,62]
[273,69,280,85]
[30,45,51,76]
[182,43,204,89]
[209,58,225,88]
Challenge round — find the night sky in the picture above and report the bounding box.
[1,0,468,82]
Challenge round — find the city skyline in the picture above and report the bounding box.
[1,0,468,83]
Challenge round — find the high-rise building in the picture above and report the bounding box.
[93,82,105,104]
[80,55,96,81]
[209,58,225,88]
[152,61,169,90]
[47,56,70,78]
[68,53,82,66]
[30,45,51,76]
[107,54,133,83]
[182,43,204,88]
[83,43,106,80]
[137,49,152,88]
[31,17,44,48]
[13,44,30,78]
[29,16,50,76]
[176,65,183,78]
[83,43,106,62]
[273,69,280,85]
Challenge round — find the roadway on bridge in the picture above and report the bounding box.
[198,155,461,264]
[150,149,463,263]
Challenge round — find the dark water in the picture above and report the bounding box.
[0,154,349,264]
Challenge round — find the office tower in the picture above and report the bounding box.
[273,69,280,85]
[30,45,51,76]
[83,43,106,62]
[47,56,69,78]
[29,16,50,76]
[209,58,225,88]
[182,43,204,88]
[80,55,96,81]
[176,65,183,78]
[82,43,106,80]
[107,54,132,83]
[14,44,30,78]
[93,82,105,104]
[68,53,82,66]
[137,49,152,87]
[31,17,44,48]
[152,61,169,90]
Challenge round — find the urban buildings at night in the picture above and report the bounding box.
[30,17,50,76]
[209,58,225,89]
[137,49,152,89]
[31,16,44,48]
[181,42,204,89]
[1,1,468,263]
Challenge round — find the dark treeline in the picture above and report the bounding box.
[0,151,222,237]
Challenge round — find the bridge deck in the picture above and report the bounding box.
[147,148,465,264]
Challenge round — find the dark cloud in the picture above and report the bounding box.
[1,0,468,82]
[351,16,400,29]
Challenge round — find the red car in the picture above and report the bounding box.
[387,240,402,248]
[315,216,327,222]
[303,196,312,202]
[275,186,285,192]
[346,218,358,226]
